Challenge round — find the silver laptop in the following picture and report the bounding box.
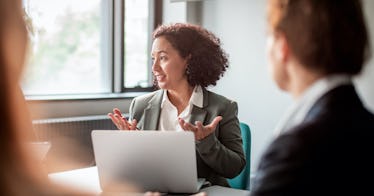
[91,130,205,193]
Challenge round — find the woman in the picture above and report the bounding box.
[109,23,246,187]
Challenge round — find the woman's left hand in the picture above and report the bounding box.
[178,116,222,141]
[144,191,207,196]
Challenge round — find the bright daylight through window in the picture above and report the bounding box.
[22,0,152,96]
[124,0,150,88]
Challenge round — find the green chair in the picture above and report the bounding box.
[228,122,251,190]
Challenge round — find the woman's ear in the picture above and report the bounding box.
[184,54,192,69]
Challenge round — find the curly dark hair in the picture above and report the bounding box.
[152,23,229,87]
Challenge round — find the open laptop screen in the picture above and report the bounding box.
[91,130,203,193]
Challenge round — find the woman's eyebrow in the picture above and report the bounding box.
[151,50,168,56]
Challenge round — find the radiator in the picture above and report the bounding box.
[32,115,117,173]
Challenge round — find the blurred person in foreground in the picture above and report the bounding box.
[109,23,246,187]
[0,0,136,195]
[250,0,374,195]
[0,0,74,194]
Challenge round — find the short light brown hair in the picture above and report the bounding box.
[267,0,370,75]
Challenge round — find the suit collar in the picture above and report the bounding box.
[160,86,205,109]
[202,87,209,108]
[304,84,358,123]
[143,88,210,128]
[274,74,352,135]
[143,90,163,130]
[190,88,209,124]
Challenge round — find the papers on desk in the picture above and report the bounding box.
[49,167,102,194]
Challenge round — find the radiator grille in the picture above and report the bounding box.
[32,115,117,173]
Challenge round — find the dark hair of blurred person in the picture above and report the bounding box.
[268,0,370,77]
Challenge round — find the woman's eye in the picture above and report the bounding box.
[160,56,167,61]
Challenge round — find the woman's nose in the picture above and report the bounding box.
[152,59,160,71]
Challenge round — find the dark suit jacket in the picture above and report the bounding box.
[251,84,374,195]
[128,88,246,187]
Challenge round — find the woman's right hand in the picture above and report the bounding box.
[108,108,137,130]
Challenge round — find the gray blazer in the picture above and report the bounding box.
[128,88,246,187]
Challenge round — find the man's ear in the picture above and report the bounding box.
[275,32,290,64]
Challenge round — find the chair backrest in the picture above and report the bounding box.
[228,122,251,190]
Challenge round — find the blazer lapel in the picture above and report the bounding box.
[189,107,208,124]
[189,88,209,124]
[143,90,163,130]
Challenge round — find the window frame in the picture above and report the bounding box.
[24,0,162,101]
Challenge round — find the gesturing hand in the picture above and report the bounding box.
[178,116,222,141]
[144,191,207,196]
[108,108,137,130]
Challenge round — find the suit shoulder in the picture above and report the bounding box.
[133,90,162,103]
[206,90,236,105]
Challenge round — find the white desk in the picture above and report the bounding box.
[49,166,250,196]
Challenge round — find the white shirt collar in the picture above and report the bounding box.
[158,86,204,131]
[274,74,352,136]
[189,85,204,108]
[160,85,204,109]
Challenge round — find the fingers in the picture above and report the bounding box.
[195,121,204,132]
[108,108,124,124]
[178,118,189,130]
[108,108,137,130]
[113,108,122,116]
[108,113,123,129]
[207,116,222,129]
[144,191,162,196]
[130,119,138,130]
[108,113,117,124]
[179,119,197,132]
[178,117,222,141]
[193,192,207,196]
[179,117,222,132]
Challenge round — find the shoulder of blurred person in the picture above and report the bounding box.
[251,84,374,195]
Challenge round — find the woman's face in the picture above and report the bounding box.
[151,36,188,90]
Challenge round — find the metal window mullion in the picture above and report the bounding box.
[148,0,163,87]
[102,0,113,93]
[113,0,124,93]
[147,0,155,87]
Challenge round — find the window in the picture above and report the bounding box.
[124,0,151,89]
[22,0,156,97]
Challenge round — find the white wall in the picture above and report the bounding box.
[355,0,374,111]
[163,0,374,174]
[163,0,187,24]
[200,0,291,174]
